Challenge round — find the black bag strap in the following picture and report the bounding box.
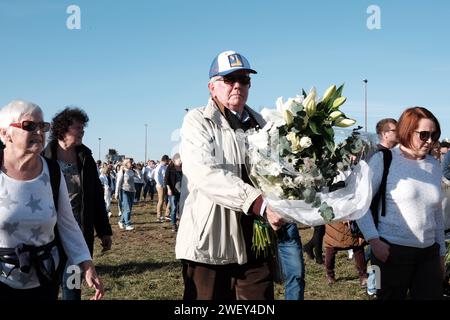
[43,157,67,286]
[44,157,60,211]
[370,148,392,228]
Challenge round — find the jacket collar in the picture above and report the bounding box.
[203,97,266,129]
[43,139,92,162]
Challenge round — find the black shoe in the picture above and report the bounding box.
[303,244,315,260]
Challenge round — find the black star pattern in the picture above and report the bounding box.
[30,226,43,242]
[49,205,56,218]
[1,222,19,236]
[40,173,50,186]
[26,195,42,214]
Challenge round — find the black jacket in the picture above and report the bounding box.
[164,165,182,194]
[43,140,112,255]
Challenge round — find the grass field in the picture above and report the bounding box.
[82,200,371,300]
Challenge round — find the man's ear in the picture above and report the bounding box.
[208,81,214,94]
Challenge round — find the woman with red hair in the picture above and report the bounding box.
[357,107,446,300]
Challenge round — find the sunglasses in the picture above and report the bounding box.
[10,120,51,132]
[414,130,439,142]
[218,75,251,86]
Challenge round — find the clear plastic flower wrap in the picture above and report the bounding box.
[245,85,379,226]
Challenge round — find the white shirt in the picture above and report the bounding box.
[357,147,446,255]
[0,157,91,289]
[153,163,167,187]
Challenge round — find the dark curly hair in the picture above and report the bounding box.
[50,107,89,141]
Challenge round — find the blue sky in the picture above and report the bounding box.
[1,0,449,161]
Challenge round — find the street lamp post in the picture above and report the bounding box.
[98,137,102,161]
[144,124,148,163]
[363,79,368,133]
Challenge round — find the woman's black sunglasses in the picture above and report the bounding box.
[414,130,439,142]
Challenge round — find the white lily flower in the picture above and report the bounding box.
[303,87,317,117]
[322,85,336,103]
[334,117,356,128]
[247,129,269,150]
[261,108,285,127]
[293,94,304,104]
[276,97,285,113]
[283,110,294,126]
[332,96,347,109]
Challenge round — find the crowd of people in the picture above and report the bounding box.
[1,50,449,300]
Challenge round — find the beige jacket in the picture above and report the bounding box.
[175,98,265,265]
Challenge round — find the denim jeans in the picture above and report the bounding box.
[367,269,377,295]
[120,190,135,226]
[169,192,180,225]
[277,223,305,300]
[366,245,377,295]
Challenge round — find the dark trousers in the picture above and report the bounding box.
[143,180,156,200]
[134,183,144,201]
[372,241,443,300]
[325,246,366,278]
[182,260,274,300]
[303,225,325,261]
[0,281,58,300]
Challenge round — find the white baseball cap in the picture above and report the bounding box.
[209,50,257,78]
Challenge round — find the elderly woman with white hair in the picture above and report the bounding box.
[0,100,104,300]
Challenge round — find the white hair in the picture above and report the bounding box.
[0,100,43,129]
[0,100,43,143]
[208,76,222,84]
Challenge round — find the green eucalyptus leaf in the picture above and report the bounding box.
[319,202,335,222]
[302,188,316,203]
[309,121,320,135]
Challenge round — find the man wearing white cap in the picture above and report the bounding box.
[176,50,285,300]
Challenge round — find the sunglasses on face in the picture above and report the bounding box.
[218,75,251,86]
[10,120,51,132]
[414,130,439,142]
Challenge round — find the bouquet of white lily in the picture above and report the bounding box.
[246,84,377,226]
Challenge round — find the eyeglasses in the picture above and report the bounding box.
[414,130,439,142]
[9,120,51,132]
[217,75,251,86]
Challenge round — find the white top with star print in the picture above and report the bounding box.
[0,156,91,289]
